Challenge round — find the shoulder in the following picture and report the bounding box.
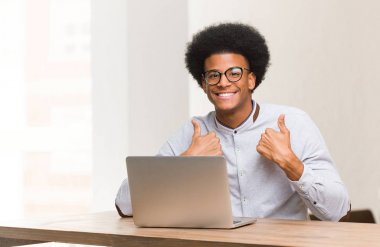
[259,103,316,130]
[158,111,215,155]
[260,103,311,119]
[192,111,216,134]
[260,103,308,117]
[259,103,327,154]
[173,111,215,136]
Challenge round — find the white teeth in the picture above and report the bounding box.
[218,93,234,97]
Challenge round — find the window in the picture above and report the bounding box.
[0,0,92,219]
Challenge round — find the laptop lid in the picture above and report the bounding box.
[126,156,256,228]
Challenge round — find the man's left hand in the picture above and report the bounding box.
[256,114,304,181]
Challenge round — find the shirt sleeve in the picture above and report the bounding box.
[288,113,350,221]
[157,141,177,156]
[115,178,133,217]
[158,120,194,156]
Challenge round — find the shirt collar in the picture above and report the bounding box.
[214,101,258,134]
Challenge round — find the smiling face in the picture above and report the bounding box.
[202,53,256,118]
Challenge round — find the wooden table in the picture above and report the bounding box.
[1,211,380,247]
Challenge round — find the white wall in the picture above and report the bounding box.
[92,0,128,211]
[92,0,188,211]
[189,0,380,221]
[127,0,189,155]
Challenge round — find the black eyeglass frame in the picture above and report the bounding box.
[202,66,252,86]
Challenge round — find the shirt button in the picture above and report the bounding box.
[242,197,248,205]
[234,130,237,134]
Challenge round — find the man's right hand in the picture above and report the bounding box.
[181,119,223,156]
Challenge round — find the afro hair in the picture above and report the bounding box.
[185,23,270,90]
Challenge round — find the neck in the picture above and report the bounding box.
[215,101,253,129]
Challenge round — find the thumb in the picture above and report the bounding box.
[277,114,289,134]
[191,119,201,138]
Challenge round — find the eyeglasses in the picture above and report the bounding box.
[202,67,251,86]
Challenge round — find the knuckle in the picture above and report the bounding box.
[256,145,262,152]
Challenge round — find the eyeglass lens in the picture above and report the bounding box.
[204,67,243,85]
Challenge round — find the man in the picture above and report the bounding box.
[116,23,350,221]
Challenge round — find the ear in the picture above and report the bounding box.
[248,72,256,91]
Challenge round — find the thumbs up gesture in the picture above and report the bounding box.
[256,114,304,180]
[181,119,223,156]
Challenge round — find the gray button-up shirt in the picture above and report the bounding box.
[116,102,350,221]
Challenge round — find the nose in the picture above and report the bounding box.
[217,74,231,87]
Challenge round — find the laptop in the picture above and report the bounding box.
[126,156,256,228]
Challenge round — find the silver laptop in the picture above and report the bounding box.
[126,156,256,228]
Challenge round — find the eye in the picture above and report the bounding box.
[228,68,242,78]
[207,71,220,79]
